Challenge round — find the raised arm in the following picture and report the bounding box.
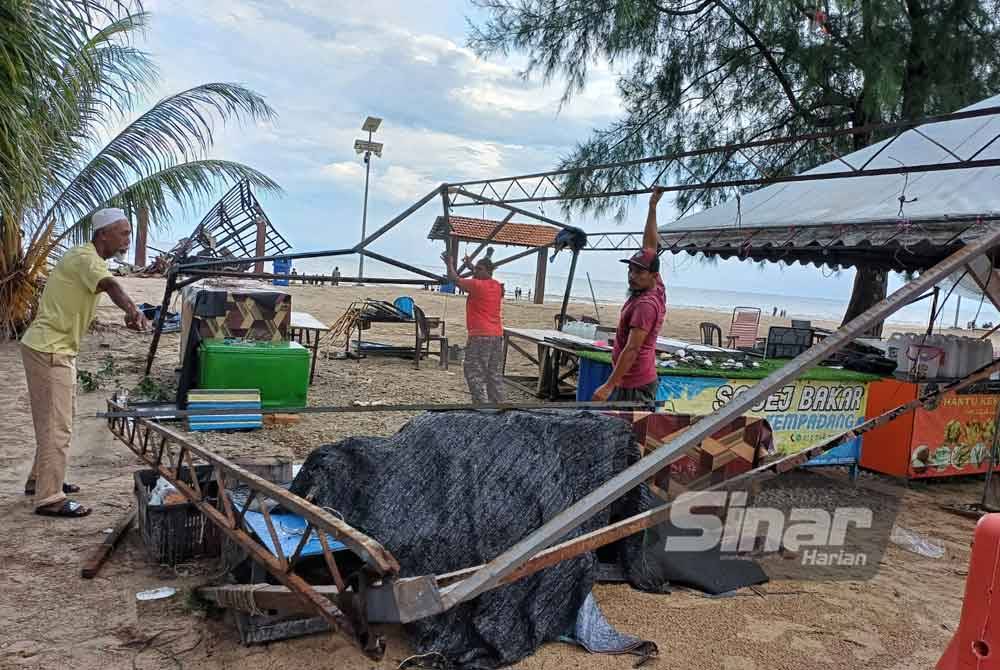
[97,276,147,331]
[441,251,459,281]
[644,186,665,251]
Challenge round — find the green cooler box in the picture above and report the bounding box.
[198,340,309,409]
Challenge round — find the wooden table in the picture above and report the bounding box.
[289,311,330,385]
[503,327,605,399]
[352,313,444,359]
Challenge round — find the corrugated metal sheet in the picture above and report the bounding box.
[658,218,1000,271]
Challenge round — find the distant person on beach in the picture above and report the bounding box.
[442,250,505,403]
[332,266,340,286]
[592,187,667,404]
[773,306,778,317]
[20,208,148,518]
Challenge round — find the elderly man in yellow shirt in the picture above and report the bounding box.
[20,208,148,518]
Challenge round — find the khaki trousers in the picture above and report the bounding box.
[20,343,76,509]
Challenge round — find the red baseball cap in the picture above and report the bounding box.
[620,249,660,273]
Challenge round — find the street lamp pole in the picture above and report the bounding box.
[359,134,372,281]
[355,116,383,283]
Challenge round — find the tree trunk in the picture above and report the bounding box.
[134,205,149,268]
[841,266,888,336]
[840,0,887,336]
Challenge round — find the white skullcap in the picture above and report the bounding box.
[92,207,128,231]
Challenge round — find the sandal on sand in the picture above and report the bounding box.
[35,500,91,518]
[24,482,79,496]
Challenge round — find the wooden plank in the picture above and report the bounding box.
[81,509,136,579]
[264,413,302,426]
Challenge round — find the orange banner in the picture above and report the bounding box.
[910,393,999,478]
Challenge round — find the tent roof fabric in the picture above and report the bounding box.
[429,215,558,248]
[659,95,1000,271]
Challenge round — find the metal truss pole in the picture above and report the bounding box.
[105,399,400,658]
[439,225,1000,608]
[446,105,1000,207]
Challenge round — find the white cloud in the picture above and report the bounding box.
[140,0,631,255]
[319,161,364,182]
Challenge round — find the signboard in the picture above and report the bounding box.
[909,392,999,478]
[658,376,870,456]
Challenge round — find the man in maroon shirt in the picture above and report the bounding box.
[443,251,506,403]
[593,187,667,403]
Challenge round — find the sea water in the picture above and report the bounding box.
[285,258,998,327]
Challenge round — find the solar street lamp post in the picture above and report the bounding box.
[354,116,383,282]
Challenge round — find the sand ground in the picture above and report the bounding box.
[0,276,989,669]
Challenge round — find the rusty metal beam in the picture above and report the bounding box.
[107,404,399,575]
[105,400,402,657]
[440,230,1000,608]
[430,355,1000,593]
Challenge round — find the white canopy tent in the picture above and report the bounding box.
[664,94,1000,233]
[658,95,1000,312]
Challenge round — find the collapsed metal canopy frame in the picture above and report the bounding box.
[173,179,292,265]
[144,103,1000,372]
[109,241,1000,651]
[445,104,1000,273]
[122,105,1000,656]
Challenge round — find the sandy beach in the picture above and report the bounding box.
[0,275,988,669]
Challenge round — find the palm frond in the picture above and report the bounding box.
[51,159,282,247]
[58,12,155,126]
[31,12,155,213]
[42,82,277,229]
[0,1,132,215]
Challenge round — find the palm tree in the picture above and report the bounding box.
[0,1,280,337]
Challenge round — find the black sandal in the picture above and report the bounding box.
[24,482,79,496]
[35,500,91,518]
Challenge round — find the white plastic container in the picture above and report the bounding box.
[940,335,961,379]
[907,341,944,379]
[980,340,995,373]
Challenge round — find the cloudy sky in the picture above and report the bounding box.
[129,0,964,320]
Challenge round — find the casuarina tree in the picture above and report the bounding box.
[468,1,1000,330]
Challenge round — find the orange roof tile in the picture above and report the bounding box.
[428,215,558,248]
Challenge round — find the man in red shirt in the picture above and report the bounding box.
[443,251,505,403]
[593,187,667,403]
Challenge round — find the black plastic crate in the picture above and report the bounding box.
[134,466,222,565]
